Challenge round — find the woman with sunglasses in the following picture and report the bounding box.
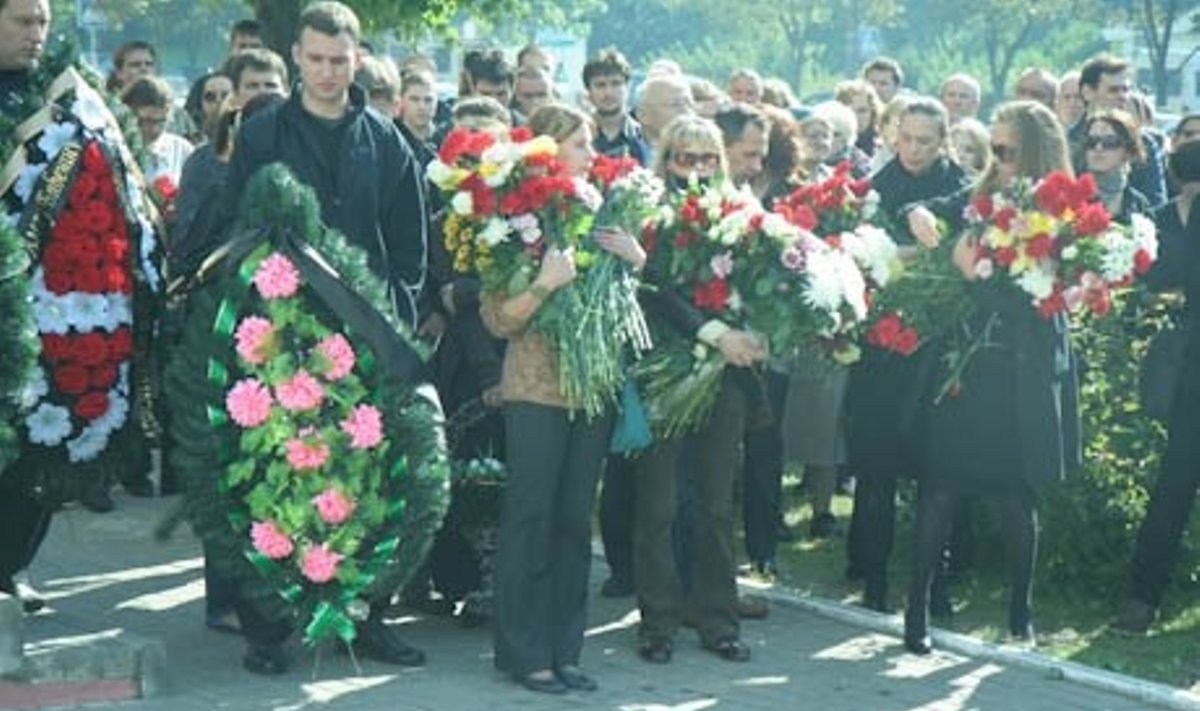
[902,101,1081,654]
[485,103,645,694]
[1081,110,1152,223]
[632,115,768,665]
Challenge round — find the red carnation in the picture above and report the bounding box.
[994,206,1018,231]
[1068,173,1098,208]
[692,278,730,311]
[43,269,73,294]
[509,126,532,142]
[437,126,493,166]
[971,194,994,219]
[102,237,129,261]
[108,327,134,358]
[81,199,117,233]
[1086,287,1112,316]
[1073,202,1111,236]
[993,246,1018,267]
[94,177,119,205]
[68,172,100,207]
[73,391,110,420]
[81,142,110,175]
[849,178,872,197]
[1025,232,1054,260]
[72,267,107,293]
[1034,171,1073,216]
[894,327,920,356]
[151,175,178,202]
[824,234,842,249]
[72,332,110,366]
[1036,289,1067,319]
[89,363,119,389]
[53,364,90,395]
[1133,248,1153,274]
[41,333,73,361]
[680,196,705,225]
[673,230,695,248]
[867,312,903,348]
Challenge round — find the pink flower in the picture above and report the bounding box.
[780,246,805,271]
[250,520,294,559]
[300,544,343,583]
[312,488,356,525]
[316,333,356,381]
[234,316,275,365]
[253,252,301,299]
[286,436,330,470]
[340,404,383,449]
[709,251,734,279]
[226,378,273,428]
[275,369,324,411]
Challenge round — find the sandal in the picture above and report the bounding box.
[703,636,751,662]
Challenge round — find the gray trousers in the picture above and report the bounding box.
[492,402,612,675]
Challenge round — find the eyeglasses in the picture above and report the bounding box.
[203,90,229,103]
[1085,135,1124,151]
[137,116,168,127]
[671,151,720,169]
[990,143,1018,164]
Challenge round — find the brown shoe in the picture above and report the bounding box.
[737,594,769,619]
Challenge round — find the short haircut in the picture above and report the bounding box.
[223,48,289,90]
[714,102,769,145]
[862,56,903,87]
[121,75,173,110]
[356,55,402,101]
[899,96,951,139]
[466,48,514,87]
[728,68,763,87]
[582,47,631,88]
[400,68,435,95]
[297,1,360,41]
[812,100,858,143]
[1079,53,1130,90]
[760,78,798,109]
[113,40,156,70]
[517,44,549,67]
[652,115,728,181]
[229,19,262,42]
[834,79,882,127]
[941,73,981,98]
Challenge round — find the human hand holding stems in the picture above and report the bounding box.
[594,226,646,270]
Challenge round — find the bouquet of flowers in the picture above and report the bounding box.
[863,240,973,357]
[635,179,763,438]
[148,174,179,224]
[428,127,649,418]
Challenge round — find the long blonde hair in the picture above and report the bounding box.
[976,100,1072,195]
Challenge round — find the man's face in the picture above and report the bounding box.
[1173,118,1200,151]
[1015,75,1053,106]
[230,32,263,54]
[865,68,897,103]
[235,68,286,106]
[135,105,169,144]
[639,84,692,138]
[728,77,761,104]
[586,73,627,119]
[1056,76,1084,126]
[292,28,357,110]
[896,113,942,175]
[118,48,155,88]
[1083,69,1132,111]
[940,79,979,122]
[0,0,49,71]
[513,75,550,115]
[725,123,767,186]
[400,83,435,130]
[471,78,511,106]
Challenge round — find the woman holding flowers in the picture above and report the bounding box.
[484,103,646,694]
[902,101,1084,654]
[633,116,768,665]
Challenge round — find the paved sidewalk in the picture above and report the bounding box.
[9,493,1196,711]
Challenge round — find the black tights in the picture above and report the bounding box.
[905,485,1037,637]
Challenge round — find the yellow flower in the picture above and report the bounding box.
[986,225,1013,249]
[1024,211,1058,238]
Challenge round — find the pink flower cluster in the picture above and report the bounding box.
[226,378,273,428]
[286,435,330,470]
[253,252,301,299]
[275,369,325,411]
[312,488,356,525]
[300,544,343,583]
[234,316,275,365]
[250,520,294,559]
[340,404,383,449]
[316,333,356,381]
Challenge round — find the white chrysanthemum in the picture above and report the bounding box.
[425,160,457,189]
[134,210,163,293]
[975,258,995,280]
[1130,213,1158,258]
[73,85,111,132]
[33,294,70,334]
[481,159,516,188]
[834,250,869,320]
[861,189,881,220]
[37,122,77,163]
[66,423,110,462]
[106,293,133,329]
[845,224,900,287]
[803,249,849,315]
[91,389,129,436]
[1015,267,1056,300]
[450,191,474,216]
[63,292,110,331]
[1098,231,1138,281]
[727,289,743,313]
[14,163,45,203]
[18,370,49,410]
[760,213,800,246]
[574,179,603,212]
[25,402,71,446]
[479,217,510,246]
[1060,245,1079,261]
[714,208,756,246]
[614,168,665,206]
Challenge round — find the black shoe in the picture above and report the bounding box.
[513,671,567,694]
[862,578,888,613]
[638,636,673,664]
[903,607,932,655]
[702,636,751,662]
[355,617,426,667]
[79,484,114,513]
[903,632,933,655]
[243,643,288,675]
[600,575,633,598]
[810,512,839,539]
[555,665,597,691]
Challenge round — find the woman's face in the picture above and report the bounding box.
[666,140,722,181]
[201,75,233,123]
[558,123,596,178]
[989,121,1020,185]
[1084,120,1129,174]
[798,120,833,167]
[950,130,984,176]
[849,95,874,135]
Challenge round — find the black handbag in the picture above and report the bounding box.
[1139,324,1190,420]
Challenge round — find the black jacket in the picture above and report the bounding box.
[870,155,969,245]
[226,85,427,327]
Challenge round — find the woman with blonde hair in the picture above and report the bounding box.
[949,118,990,178]
[834,79,883,158]
[903,101,1080,654]
[486,102,646,693]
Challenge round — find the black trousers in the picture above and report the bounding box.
[492,402,612,676]
[0,483,53,587]
[599,454,635,584]
[742,370,788,566]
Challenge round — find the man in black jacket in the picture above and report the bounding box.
[222,0,428,673]
[226,1,426,331]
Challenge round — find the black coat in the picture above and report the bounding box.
[870,156,968,245]
[226,85,427,327]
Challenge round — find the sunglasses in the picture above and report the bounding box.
[671,151,720,169]
[1085,135,1124,151]
[990,143,1018,164]
[203,90,229,103]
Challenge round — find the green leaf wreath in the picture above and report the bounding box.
[166,164,449,646]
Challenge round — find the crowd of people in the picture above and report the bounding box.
[1,0,1198,696]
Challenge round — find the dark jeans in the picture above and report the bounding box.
[1129,388,1200,608]
[203,544,237,619]
[634,372,745,645]
[742,370,788,566]
[599,454,635,584]
[492,402,612,676]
